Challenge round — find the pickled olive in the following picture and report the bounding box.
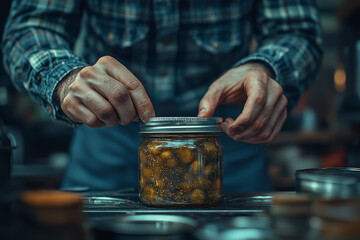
[161,150,172,160]
[178,147,195,164]
[191,189,205,203]
[142,168,153,178]
[207,163,219,177]
[193,178,207,188]
[204,141,217,155]
[142,187,157,203]
[204,165,213,176]
[166,158,177,168]
[190,160,201,173]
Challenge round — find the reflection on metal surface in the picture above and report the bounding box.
[195,216,275,240]
[90,214,198,235]
[83,196,137,206]
[85,208,264,214]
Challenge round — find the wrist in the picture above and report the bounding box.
[236,61,275,79]
[56,68,82,106]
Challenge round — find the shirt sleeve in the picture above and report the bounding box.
[234,0,323,111]
[2,0,88,127]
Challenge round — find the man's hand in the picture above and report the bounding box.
[57,56,155,128]
[198,63,288,143]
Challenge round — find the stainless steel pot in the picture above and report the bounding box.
[295,168,360,198]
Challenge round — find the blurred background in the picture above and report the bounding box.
[1,0,359,190]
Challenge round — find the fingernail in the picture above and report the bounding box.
[198,108,206,116]
[142,111,154,122]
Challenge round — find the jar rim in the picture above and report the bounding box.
[139,117,223,134]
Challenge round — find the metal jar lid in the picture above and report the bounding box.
[296,168,360,183]
[139,117,223,134]
[295,168,360,198]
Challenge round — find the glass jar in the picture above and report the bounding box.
[138,117,223,207]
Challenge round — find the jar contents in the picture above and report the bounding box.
[139,135,223,207]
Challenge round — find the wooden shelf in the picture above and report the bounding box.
[268,130,358,146]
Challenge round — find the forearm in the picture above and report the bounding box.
[2,0,87,126]
[234,0,323,111]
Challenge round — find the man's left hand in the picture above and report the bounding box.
[198,63,288,144]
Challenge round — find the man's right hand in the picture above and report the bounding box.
[57,56,155,128]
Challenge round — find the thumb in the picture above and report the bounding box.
[198,85,222,117]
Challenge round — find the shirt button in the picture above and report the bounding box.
[47,106,53,114]
[108,32,114,42]
[160,71,169,78]
[36,75,42,83]
[213,41,219,48]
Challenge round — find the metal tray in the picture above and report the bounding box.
[82,192,291,216]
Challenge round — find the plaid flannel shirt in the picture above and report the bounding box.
[2,0,322,126]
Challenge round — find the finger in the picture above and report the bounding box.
[229,92,284,138]
[222,94,287,143]
[221,118,235,137]
[266,108,287,142]
[90,76,138,125]
[97,56,155,122]
[198,83,222,117]
[230,80,267,131]
[132,115,140,122]
[243,108,287,144]
[63,98,105,128]
[232,95,287,142]
[256,95,288,140]
[79,88,120,127]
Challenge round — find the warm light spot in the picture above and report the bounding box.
[334,68,346,92]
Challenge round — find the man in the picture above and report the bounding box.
[2,0,322,193]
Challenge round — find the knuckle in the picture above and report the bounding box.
[86,116,100,127]
[97,55,114,66]
[241,116,251,125]
[62,96,72,109]
[254,116,267,130]
[79,66,94,78]
[68,82,81,93]
[259,130,271,140]
[274,83,283,94]
[98,106,114,120]
[255,93,266,105]
[112,86,129,103]
[125,78,142,91]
